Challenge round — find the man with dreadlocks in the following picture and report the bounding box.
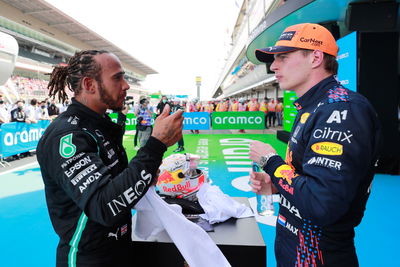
[37,50,184,266]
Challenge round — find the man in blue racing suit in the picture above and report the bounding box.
[249,23,381,266]
[37,50,184,266]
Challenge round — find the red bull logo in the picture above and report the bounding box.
[274,164,298,185]
[278,180,294,195]
[157,170,184,185]
[162,181,191,194]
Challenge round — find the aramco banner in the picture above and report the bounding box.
[0,121,50,157]
[183,112,210,130]
[211,111,265,130]
[109,112,211,130]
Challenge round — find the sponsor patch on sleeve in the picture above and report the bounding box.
[311,142,343,156]
[59,133,76,158]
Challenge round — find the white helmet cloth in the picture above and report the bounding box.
[156,153,208,201]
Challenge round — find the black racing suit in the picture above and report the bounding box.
[37,99,166,266]
[263,76,381,267]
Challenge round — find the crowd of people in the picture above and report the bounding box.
[5,75,50,98]
[0,95,69,124]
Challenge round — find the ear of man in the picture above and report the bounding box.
[311,50,325,69]
[81,77,97,95]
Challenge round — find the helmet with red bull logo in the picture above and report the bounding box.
[156,153,208,201]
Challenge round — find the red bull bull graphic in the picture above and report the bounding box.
[157,169,184,185]
[274,164,298,185]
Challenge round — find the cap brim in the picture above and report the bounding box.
[255,46,299,63]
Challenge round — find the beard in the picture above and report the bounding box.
[98,80,123,112]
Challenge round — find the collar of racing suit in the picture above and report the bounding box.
[293,75,339,111]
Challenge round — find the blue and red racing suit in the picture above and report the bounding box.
[263,76,381,267]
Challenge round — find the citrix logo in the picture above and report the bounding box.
[312,127,353,143]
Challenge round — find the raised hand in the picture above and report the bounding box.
[151,104,184,147]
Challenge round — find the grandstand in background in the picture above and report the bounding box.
[0,0,157,103]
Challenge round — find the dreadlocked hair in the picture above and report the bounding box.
[48,50,108,103]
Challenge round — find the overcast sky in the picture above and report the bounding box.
[45,0,242,99]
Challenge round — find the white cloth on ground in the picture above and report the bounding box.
[197,183,254,224]
[134,186,231,267]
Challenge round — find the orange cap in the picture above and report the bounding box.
[255,23,338,63]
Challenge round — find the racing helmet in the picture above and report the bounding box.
[156,153,208,201]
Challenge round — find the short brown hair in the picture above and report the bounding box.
[301,49,338,75]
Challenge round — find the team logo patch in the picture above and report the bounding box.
[311,142,343,156]
[300,113,310,124]
[278,31,296,41]
[274,164,298,185]
[59,133,77,158]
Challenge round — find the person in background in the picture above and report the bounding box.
[36,101,51,120]
[238,98,247,133]
[0,96,10,124]
[11,100,28,123]
[267,98,277,127]
[37,50,183,266]
[248,97,260,111]
[134,97,154,148]
[188,98,200,134]
[259,97,269,129]
[10,100,31,159]
[25,98,38,124]
[250,23,381,267]
[156,95,169,117]
[245,99,250,111]
[58,100,69,113]
[48,99,60,120]
[218,98,229,112]
[276,98,284,126]
[202,101,214,113]
[172,98,185,152]
[229,99,238,111]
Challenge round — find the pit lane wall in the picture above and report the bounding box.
[109,111,265,131]
[0,120,50,158]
